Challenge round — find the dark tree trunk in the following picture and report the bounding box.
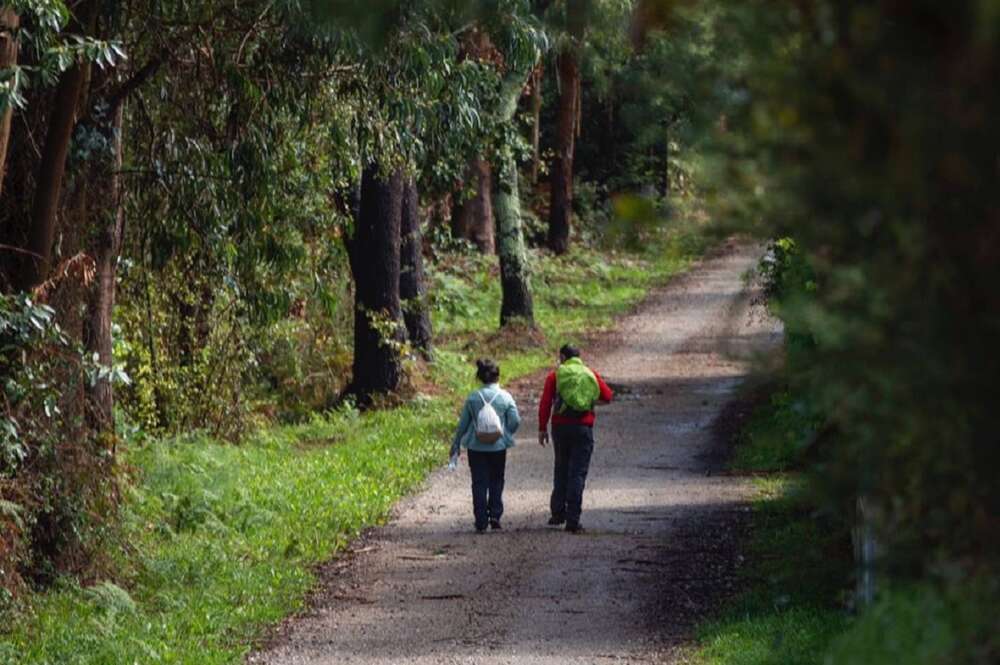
[14,1,98,291]
[451,159,494,253]
[82,101,125,432]
[530,65,543,185]
[345,165,404,404]
[661,126,670,198]
[547,45,580,256]
[0,9,19,199]
[399,176,432,358]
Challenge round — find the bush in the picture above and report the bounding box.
[0,295,117,594]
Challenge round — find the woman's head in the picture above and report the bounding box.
[475,358,500,384]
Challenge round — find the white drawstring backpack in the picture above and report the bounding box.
[474,390,504,444]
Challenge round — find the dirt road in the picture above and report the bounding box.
[250,242,780,664]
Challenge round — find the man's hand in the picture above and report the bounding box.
[538,431,549,447]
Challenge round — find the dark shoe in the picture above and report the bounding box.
[489,520,502,530]
[565,523,584,534]
[547,515,566,526]
[475,525,487,534]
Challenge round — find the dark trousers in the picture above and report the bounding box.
[550,424,595,526]
[468,449,507,529]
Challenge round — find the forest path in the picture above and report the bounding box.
[249,240,781,664]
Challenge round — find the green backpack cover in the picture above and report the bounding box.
[555,357,600,415]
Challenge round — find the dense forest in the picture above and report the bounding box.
[1,1,997,663]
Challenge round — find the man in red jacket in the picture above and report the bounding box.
[538,344,614,533]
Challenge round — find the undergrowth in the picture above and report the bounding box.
[697,386,998,665]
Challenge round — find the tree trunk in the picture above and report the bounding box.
[0,8,19,199]
[494,64,536,327]
[83,101,125,432]
[662,125,670,198]
[399,176,432,359]
[451,159,494,253]
[530,65,543,185]
[14,1,98,291]
[346,165,404,404]
[547,45,580,256]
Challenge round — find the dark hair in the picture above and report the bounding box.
[475,358,500,384]
[559,344,581,360]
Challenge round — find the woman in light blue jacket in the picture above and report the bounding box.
[450,359,520,533]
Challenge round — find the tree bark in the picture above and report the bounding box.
[399,176,432,358]
[546,44,580,256]
[346,165,404,404]
[494,63,536,327]
[83,101,125,432]
[0,8,19,200]
[451,158,494,253]
[15,0,98,291]
[530,65,543,185]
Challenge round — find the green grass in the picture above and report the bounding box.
[823,579,999,664]
[692,383,851,665]
[694,477,851,665]
[730,389,818,472]
[1,222,713,664]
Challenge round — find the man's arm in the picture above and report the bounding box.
[594,372,614,404]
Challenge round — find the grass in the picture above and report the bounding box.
[696,387,999,665]
[693,476,851,665]
[1,221,713,665]
[730,389,819,472]
[692,387,851,665]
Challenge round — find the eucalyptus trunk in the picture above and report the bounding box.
[494,64,536,327]
[82,101,126,432]
[399,176,432,358]
[547,44,580,256]
[530,65,543,185]
[15,0,98,291]
[0,8,19,198]
[451,158,494,253]
[346,165,404,404]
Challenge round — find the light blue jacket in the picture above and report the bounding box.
[450,384,520,456]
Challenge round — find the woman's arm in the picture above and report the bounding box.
[450,400,471,456]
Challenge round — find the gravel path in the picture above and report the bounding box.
[249,241,781,665]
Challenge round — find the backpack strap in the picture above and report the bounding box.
[480,390,499,406]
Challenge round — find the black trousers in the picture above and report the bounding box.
[550,424,595,527]
[468,449,507,529]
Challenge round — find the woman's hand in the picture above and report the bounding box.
[538,431,549,447]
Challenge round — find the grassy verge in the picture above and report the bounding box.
[1,223,713,664]
[695,388,999,665]
[694,475,850,665]
[693,388,851,665]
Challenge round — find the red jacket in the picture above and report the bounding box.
[538,367,613,431]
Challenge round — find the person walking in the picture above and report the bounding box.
[450,358,521,533]
[538,344,613,533]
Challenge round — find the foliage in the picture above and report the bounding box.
[731,389,819,473]
[825,579,999,665]
[0,0,125,113]
[713,1,1000,587]
[570,2,731,197]
[0,294,116,595]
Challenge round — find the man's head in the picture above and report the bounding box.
[559,344,581,363]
